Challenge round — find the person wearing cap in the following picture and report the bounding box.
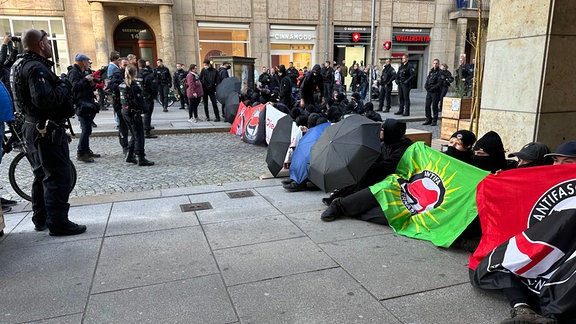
[68,53,101,163]
[445,130,476,165]
[544,141,576,165]
[508,142,553,168]
[216,61,230,118]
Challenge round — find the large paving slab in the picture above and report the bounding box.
[92,226,217,294]
[214,236,337,286]
[382,283,509,323]
[0,204,110,249]
[85,274,237,323]
[319,234,470,300]
[229,267,401,324]
[254,185,326,214]
[287,209,395,243]
[192,190,282,224]
[106,196,196,236]
[0,239,100,323]
[203,214,305,250]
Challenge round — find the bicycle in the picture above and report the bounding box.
[2,113,77,202]
[156,88,178,107]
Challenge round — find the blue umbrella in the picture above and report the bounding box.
[289,122,330,184]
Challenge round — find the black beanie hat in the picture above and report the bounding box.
[473,131,504,156]
[450,130,476,150]
[278,65,286,74]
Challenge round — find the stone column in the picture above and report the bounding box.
[89,1,109,68]
[479,0,576,151]
[158,5,176,68]
[454,18,467,69]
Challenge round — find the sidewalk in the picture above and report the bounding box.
[0,178,508,324]
[0,91,493,324]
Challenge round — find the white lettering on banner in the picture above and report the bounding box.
[273,33,314,41]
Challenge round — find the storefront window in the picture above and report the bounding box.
[0,17,69,75]
[198,25,250,62]
[270,44,312,70]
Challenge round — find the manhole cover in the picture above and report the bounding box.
[180,202,212,212]
[226,190,255,199]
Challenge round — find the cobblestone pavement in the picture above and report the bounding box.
[0,132,269,201]
[0,121,438,201]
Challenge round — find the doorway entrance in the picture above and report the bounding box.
[113,18,156,63]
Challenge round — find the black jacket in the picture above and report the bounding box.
[439,69,454,89]
[396,62,416,85]
[286,67,299,87]
[322,65,334,86]
[199,66,218,94]
[217,67,229,84]
[380,64,397,87]
[173,68,188,94]
[12,51,73,120]
[107,69,125,112]
[153,65,172,86]
[68,64,96,112]
[300,64,324,104]
[424,67,442,93]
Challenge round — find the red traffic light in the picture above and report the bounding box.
[383,41,391,51]
[352,32,361,42]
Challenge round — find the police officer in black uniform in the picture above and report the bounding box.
[378,58,396,112]
[423,58,442,126]
[394,54,416,116]
[11,29,86,236]
[153,58,171,112]
[173,63,189,110]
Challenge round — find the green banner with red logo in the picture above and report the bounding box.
[370,142,489,247]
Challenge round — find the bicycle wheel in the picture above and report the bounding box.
[8,152,78,202]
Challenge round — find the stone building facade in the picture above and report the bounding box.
[1,0,483,90]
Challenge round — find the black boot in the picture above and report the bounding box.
[394,110,403,115]
[137,155,155,166]
[125,150,137,164]
[430,118,438,126]
[321,198,343,222]
[422,119,432,125]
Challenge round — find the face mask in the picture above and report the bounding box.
[446,146,472,163]
[473,155,501,173]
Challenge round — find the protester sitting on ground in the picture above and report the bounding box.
[507,142,553,168]
[321,119,413,211]
[363,102,382,122]
[472,130,509,173]
[544,140,576,165]
[444,130,476,164]
[282,118,329,192]
[471,143,576,324]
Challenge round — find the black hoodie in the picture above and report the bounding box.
[360,119,413,187]
[300,64,324,106]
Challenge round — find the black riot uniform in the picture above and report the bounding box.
[394,62,416,116]
[11,50,84,234]
[423,65,442,125]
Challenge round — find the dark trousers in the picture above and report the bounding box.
[338,188,388,225]
[398,83,411,115]
[77,113,95,155]
[23,122,72,228]
[379,84,393,111]
[424,90,440,121]
[177,89,188,108]
[122,110,145,156]
[159,84,170,109]
[189,97,201,119]
[440,86,449,109]
[117,109,129,152]
[97,88,105,109]
[202,91,219,119]
[142,98,154,131]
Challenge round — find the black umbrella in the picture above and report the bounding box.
[265,115,294,177]
[224,92,240,123]
[309,115,382,193]
[216,77,241,104]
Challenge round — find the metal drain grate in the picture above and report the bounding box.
[226,190,255,199]
[180,202,213,212]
